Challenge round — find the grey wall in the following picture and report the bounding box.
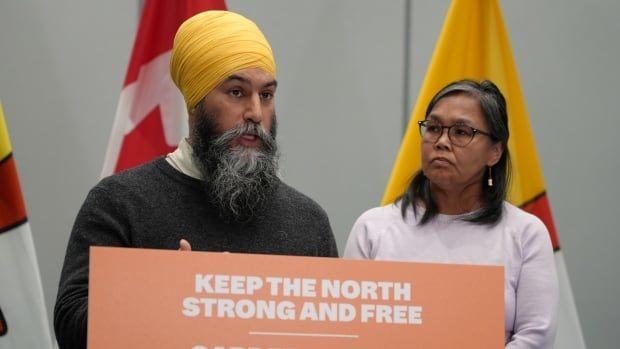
[0,0,138,344]
[1,1,618,348]
[502,2,620,347]
[227,0,405,260]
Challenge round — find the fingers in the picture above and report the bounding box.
[178,239,192,251]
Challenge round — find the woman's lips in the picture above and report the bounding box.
[432,156,453,165]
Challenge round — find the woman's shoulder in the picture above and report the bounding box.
[502,202,545,225]
[354,202,411,225]
[501,201,551,241]
[349,202,418,240]
[345,202,413,259]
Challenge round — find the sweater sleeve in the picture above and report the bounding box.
[343,211,374,259]
[318,216,339,257]
[313,205,339,257]
[54,184,131,349]
[506,218,559,349]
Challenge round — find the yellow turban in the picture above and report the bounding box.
[170,10,276,111]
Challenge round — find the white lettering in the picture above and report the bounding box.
[194,274,264,295]
[360,304,423,325]
[394,282,411,301]
[235,299,255,319]
[277,301,296,320]
[247,276,263,295]
[195,274,214,293]
[409,306,423,324]
[183,298,296,320]
[360,304,374,323]
[200,298,217,317]
[375,304,391,323]
[302,278,317,297]
[230,275,244,294]
[182,297,200,317]
[341,280,360,299]
[217,299,235,318]
[266,277,282,296]
[321,279,412,301]
[299,302,318,321]
[282,278,301,297]
[298,302,356,322]
[321,279,340,298]
[361,281,378,300]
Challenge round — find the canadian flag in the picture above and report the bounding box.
[101,0,227,176]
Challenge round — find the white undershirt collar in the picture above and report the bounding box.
[165,138,203,179]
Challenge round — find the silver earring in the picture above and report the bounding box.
[487,167,493,187]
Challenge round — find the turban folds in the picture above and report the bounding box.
[170,11,276,111]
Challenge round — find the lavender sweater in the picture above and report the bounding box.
[344,202,558,348]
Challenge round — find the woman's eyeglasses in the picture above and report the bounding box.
[418,120,493,147]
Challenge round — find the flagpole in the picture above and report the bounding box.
[402,0,412,136]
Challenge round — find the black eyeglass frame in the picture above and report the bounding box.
[417,120,494,147]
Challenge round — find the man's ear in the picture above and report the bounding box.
[187,105,199,144]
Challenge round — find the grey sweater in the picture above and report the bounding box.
[54,158,338,349]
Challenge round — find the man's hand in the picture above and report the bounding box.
[178,239,192,251]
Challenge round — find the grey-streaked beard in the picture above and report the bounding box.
[191,111,280,222]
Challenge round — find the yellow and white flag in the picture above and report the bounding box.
[382,1,585,347]
[0,103,54,348]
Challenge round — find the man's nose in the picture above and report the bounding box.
[243,93,263,123]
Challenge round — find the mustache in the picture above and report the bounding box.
[211,121,277,152]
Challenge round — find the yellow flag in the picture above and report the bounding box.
[382,0,557,246]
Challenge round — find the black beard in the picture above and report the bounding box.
[190,106,280,223]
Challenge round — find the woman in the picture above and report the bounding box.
[344,80,558,348]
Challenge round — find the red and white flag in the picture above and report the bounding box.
[0,102,54,348]
[102,0,227,176]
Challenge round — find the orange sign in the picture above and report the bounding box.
[88,247,503,348]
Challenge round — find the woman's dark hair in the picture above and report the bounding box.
[400,79,511,225]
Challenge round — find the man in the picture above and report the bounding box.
[54,11,338,349]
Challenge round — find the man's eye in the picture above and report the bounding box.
[261,92,274,100]
[229,89,242,97]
